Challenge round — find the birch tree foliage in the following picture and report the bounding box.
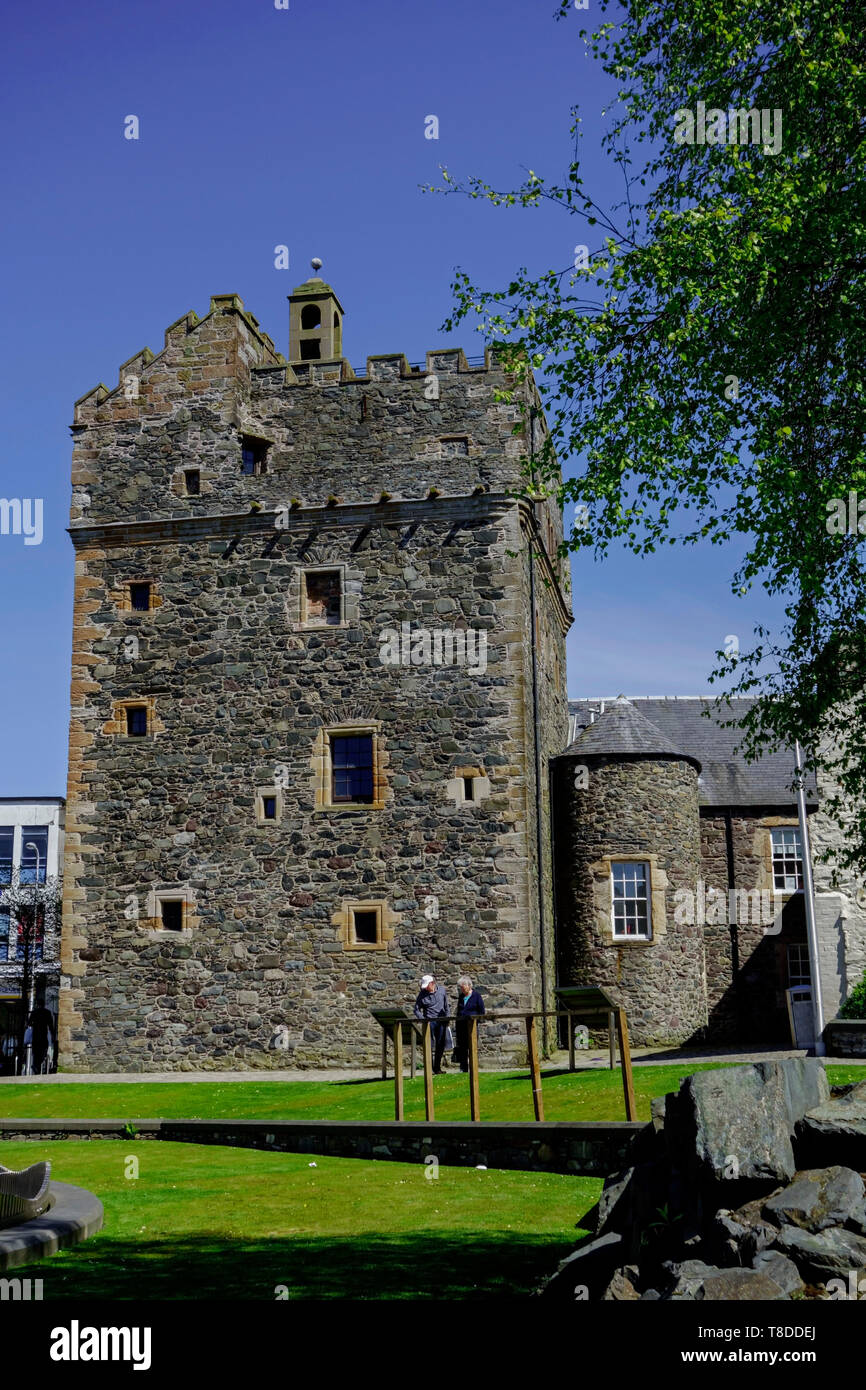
[436,0,866,871]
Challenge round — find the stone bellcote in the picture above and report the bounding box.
[288,265,344,364]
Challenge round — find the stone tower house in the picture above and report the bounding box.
[60,274,572,1070]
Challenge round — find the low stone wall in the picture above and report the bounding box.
[0,1117,643,1177]
[825,1020,866,1057]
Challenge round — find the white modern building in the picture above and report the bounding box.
[0,796,64,1073]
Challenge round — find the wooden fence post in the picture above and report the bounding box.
[616,1008,637,1121]
[468,1017,480,1121]
[422,1021,435,1122]
[526,1014,545,1121]
[381,1027,388,1080]
[392,1021,404,1121]
[608,1010,617,1070]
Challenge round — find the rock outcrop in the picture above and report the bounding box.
[538,1059,866,1301]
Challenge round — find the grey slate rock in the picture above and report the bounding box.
[680,1063,795,1183]
[763,1166,864,1233]
[800,1081,866,1169]
[770,1057,830,1124]
[596,1168,635,1235]
[751,1250,804,1296]
[772,1225,866,1280]
[714,1194,780,1262]
[536,1230,624,1300]
[665,1260,787,1301]
[601,1266,642,1301]
[676,1059,829,1185]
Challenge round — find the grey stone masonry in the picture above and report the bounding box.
[61,288,571,1070]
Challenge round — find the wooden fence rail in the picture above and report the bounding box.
[371,1006,637,1123]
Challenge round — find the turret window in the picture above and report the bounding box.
[301,305,322,330]
[611,861,652,940]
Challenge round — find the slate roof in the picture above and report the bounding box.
[562,697,701,769]
[566,696,817,809]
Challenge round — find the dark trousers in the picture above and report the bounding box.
[430,1022,447,1072]
[454,1019,477,1071]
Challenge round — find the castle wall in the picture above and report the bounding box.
[61,295,572,1071]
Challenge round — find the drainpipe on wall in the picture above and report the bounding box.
[795,740,826,1056]
[527,404,550,1051]
[527,535,549,1053]
[723,812,742,1037]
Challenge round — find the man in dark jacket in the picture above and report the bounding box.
[454,976,485,1072]
[413,974,449,1074]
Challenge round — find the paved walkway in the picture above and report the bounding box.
[1,1044,860,1084]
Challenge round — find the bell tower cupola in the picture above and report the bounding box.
[288,259,345,364]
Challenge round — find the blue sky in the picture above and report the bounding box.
[0,0,781,794]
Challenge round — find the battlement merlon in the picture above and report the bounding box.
[71,295,287,427]
[67,287,565,571]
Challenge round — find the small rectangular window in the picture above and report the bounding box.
[184,470,200,496]
[771,827,803,892]
[129,583,151,612]
[0,826,13,886]
[611,861,652,940]
[352,908,380,945]
[241,436,269,475]
[303,570,342,626]
[332,735,374,804]
[160,900,184,932]
[262,796,277,820]
[126,706,148,737]
[463,776,475,802]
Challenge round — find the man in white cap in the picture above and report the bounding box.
[413,974,450,1074]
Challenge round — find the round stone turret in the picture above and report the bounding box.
[552,697,706,1044]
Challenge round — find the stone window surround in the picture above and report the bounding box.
[331,898,398,952]
[589,853,669,947]
[446,765,491,807]
[113,579,163,614]
[143,885,198,935]
[103,696,165,741]
[288,562,356,632]
[298,564,346,630]
[172,466,210,498]
[255,786,283,825]
[312,720,388,811]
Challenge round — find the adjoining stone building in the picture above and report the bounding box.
[555,697,864,1046]
[59,273,572,1071]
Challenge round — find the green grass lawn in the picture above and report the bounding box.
[0,1140,600,1299]
[0,1063,859,1125]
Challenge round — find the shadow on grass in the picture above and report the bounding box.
[25,1230,579,1301]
